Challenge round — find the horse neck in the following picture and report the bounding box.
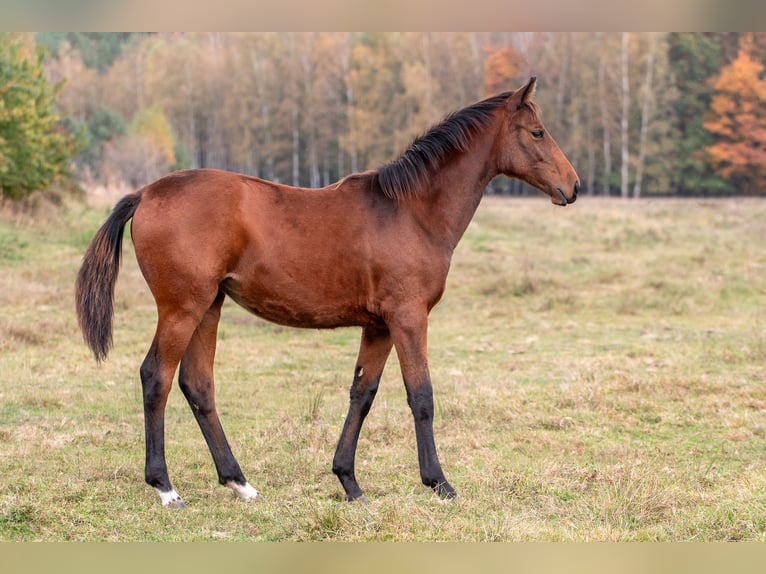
[410,117,501,251]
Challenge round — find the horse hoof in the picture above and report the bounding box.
[344,492,369,504]
[433,481,457,500]
[245,492,266,503]
[158,488,186,508]
[227,480,265,503]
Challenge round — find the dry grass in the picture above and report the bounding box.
[1,195,766,541]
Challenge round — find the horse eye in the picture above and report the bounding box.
[531,130,544,139]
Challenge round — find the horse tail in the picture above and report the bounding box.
[75,192,142,363]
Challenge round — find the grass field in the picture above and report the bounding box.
[1,194,765,541]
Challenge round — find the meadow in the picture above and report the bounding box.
[1,194,765,541]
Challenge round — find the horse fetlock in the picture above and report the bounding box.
[334,466,365,501]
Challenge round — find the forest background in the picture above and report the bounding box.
[3,31,766,200]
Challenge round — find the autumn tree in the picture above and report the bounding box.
[667,33,733,195]
[32,32,731,197]
[483,45,524,96]
[738,32,766,65]
[36,33,143,74]
[103,106,177,188]
[704,47,766,194]
[431,33,486,107]
[631,33,678,197]
[343,33,403,171]
[310,32,353,185]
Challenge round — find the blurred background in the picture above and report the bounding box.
[2,32,765,203]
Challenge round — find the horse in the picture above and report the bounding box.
[75,77,579,508]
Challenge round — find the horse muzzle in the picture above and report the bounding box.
[551,181,579,206]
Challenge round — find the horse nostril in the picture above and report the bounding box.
[573,181,580,197]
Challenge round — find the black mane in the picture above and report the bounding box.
[374,91,513,200]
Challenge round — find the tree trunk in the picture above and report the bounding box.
[620,32,630,199]
[598,34,612,196]
[633,33,656,199]
[340,36,356,175]
[249,47,273,181]
[585,97,596,195]
[292,107,300,187]
[300,38,320,188]
[555,34,571,124]
[288,34,301,187]
[422,33,434,120]
[184,58,197,169]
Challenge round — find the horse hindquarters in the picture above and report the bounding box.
[131,198,257,506]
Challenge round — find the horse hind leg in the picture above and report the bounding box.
[178,292,264,503]
[140,309,202,508]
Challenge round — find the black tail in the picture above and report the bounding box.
[75,193,142,362]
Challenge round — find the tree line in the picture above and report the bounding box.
[2,32,766,199]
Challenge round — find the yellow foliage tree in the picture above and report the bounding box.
[483,46,524,96]
[129,106,176,166]
[102,106,177,187]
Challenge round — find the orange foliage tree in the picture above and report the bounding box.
[704,47,766,194]
[483,46,524,96]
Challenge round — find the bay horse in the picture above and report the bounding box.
[76,77,578,508]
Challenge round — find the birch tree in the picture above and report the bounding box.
[620,32,630,198]
[597,33,614,196]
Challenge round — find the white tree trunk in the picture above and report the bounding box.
[292,108,300,187]
[620,32,630,199]
[597,34,612,196]
[338,35,356,175]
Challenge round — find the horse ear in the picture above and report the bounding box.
[508,76,537,110]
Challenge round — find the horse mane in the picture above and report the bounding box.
[372,91,514,200]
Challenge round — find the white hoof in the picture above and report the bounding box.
[157,488,186,508]
[226,481,266,502]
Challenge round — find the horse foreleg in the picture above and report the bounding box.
[332,325,393,502]
[388,309,456,499]
[178,293,264,503]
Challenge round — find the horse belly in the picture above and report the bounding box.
[220,273,376,330]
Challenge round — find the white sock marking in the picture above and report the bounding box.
[226,481,263,501]
[157,488,183,506]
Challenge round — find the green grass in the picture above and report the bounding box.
[1,195,766,541]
